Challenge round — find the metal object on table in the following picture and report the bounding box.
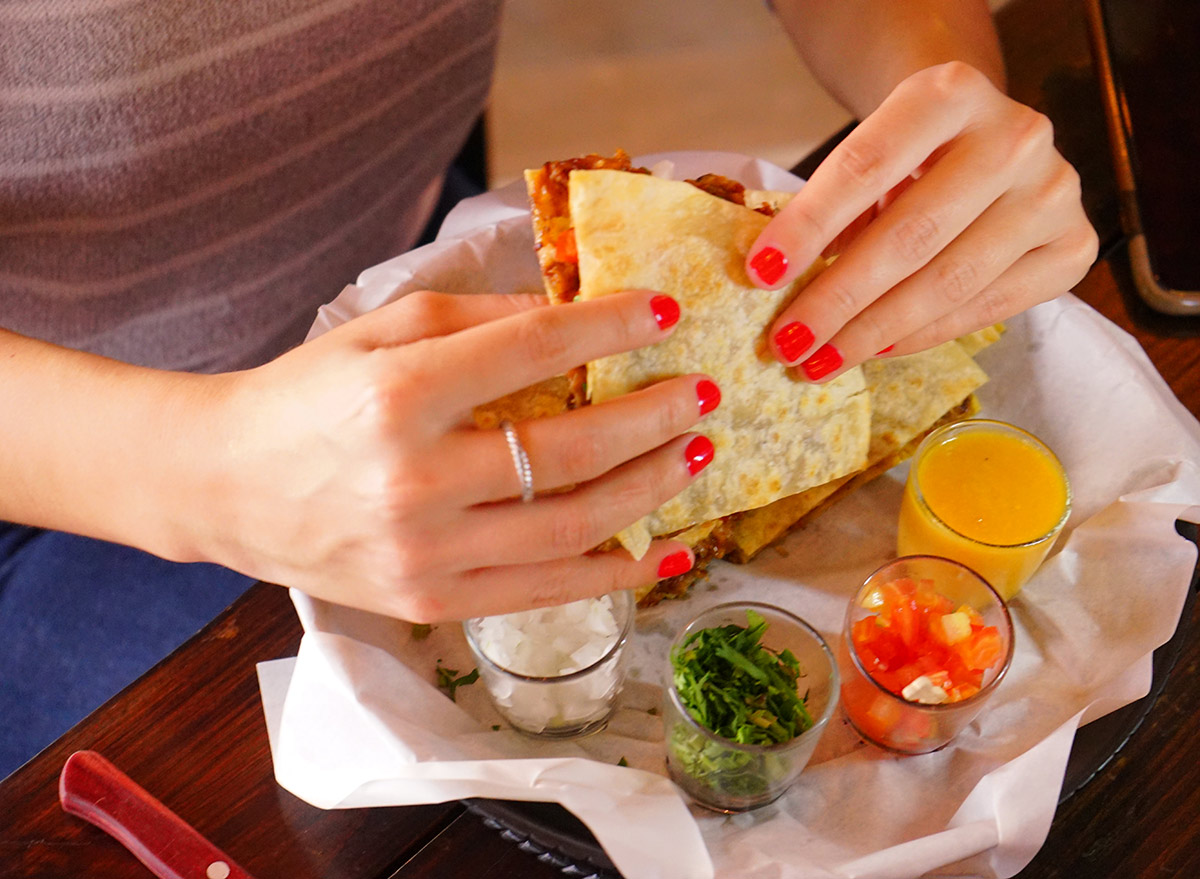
[1085,0,1200,314]
[465,798,618,879]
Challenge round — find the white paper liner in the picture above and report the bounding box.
[259,152,1200,879]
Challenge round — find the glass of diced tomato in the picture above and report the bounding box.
[839,555,1014,754]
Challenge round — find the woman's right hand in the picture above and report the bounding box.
[195,289,716,622]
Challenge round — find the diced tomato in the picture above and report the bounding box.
[850,576,1006,707]
[893,707,935,746]
[862,692,904,741]
[947,681,981,701]
[855,641,884,674]
[925,670,952,690]
[852,617,877,642]
[890,598,919,648]
[892,663,925,689]
[555,228,578,264]
[960,626,1004,670]
[914,580,955,614]
[871,668,908,693]
[842,677,899,742]
[915,652,946,676]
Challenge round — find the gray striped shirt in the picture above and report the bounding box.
[0,0,501,372]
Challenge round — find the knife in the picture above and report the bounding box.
[59,750,258,879]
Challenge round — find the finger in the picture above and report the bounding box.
[768,135,1032,377]
[417,289,681,421]
[440,374,719,504]
[745,64,993,292]
[802,184,1067,376]
[425,538,694,621]
[454,431,713,569]
[825,170,916,255]
[813,163,1092,375]
[340,291,549,348]
[766,132,1024,371]
[868,242,1097,371]
[881,225,1099,357]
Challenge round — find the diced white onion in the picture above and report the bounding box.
[476,594,619,677]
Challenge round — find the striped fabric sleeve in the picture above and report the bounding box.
[0,0,501,372]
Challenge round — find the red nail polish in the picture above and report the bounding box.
[801,343,843,381]
[876,345,895,356]
[749,246,788,286]
[696,379,721,415]
[685,435,714,475]
[773,321,815,364]
[650,295,680,330]
[658,550,693,579]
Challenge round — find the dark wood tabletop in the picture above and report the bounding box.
[3,1,1199,877]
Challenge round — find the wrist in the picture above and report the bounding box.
[0,330,233,561]
[158,363,300,584]
[137,369,245,565]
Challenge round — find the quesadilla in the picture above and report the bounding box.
[633,341,991,606]
[526,154,872,560]
[505,152,995,607]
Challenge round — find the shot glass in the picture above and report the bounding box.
[463,590,635,738]
[663,602,839,812]
[840,555,1015,755]
[897,419,1071,601]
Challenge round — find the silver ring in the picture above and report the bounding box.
[500,419,535,503]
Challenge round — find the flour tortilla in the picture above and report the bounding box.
[569,170,872,558]
[725,341,988,562]
[859,339,989,464]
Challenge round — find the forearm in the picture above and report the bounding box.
[0,329,224,561]
[772,0,1006,117]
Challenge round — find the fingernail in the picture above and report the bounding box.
[773,321,815,364]
[696,379,721,415]
[801,343,843,381]
[749,246,788,286]
[876,345,895,356]
[658,550,694,579]
[650,295,680,330]
[685,435,714,475]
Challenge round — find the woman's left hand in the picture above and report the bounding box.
[745,61,1100,380]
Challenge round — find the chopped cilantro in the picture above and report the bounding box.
[411,623,433,641]
[491,724,501,731]
[667,609,814,800]
[671,609,813,744]
[617,757,629,767]
[435,662,479,702]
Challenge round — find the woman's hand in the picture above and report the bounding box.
[198,289,716,622]
[746,61,1100,380]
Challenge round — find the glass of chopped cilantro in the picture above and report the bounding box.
[664,603,839,812]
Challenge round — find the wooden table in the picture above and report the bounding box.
[3,1,1198,876]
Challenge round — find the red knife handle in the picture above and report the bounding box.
[59,750,256,879]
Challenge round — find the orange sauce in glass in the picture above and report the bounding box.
[897,422,1070,601]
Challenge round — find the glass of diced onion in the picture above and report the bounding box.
[464,589,635,738]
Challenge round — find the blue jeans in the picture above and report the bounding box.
[0,524,254,779]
